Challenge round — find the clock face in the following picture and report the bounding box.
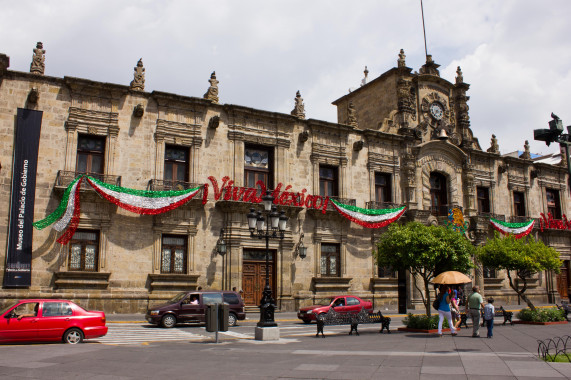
[429,102,444,120]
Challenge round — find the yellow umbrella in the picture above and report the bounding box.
[432,271,472,285]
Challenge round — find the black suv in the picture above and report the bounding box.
[146,291,246,328]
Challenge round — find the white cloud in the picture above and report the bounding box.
[1,0,570,155]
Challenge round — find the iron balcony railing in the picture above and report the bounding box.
[55,170,121,190]
[147,179,203,197]
[365,201,400,210]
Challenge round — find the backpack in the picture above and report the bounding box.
[432,294,441,310]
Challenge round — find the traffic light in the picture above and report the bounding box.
[534,113,564,146]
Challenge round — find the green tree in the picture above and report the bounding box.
[477,233,561,311]
[374,222,475,316]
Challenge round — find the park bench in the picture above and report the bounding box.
[556,301,570,321]
[315,308,391,338]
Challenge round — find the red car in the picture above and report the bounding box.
[0,299,107,344]
[297,295,373,324]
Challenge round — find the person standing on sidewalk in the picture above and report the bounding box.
[437,285,457,337]
[483,298,495,338]
[466,286,484,337]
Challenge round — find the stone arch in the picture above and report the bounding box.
[421,159,460,211]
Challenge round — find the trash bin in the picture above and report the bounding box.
[218,303,229,332]
[205,304,218,332]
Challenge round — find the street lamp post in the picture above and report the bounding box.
[247,190,287,328]
[534,113,571,176]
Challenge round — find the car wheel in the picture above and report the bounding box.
[161,314,177,328]
[63,328,84,344]
[228,312,237,327]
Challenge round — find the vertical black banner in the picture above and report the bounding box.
[4,108,43,287]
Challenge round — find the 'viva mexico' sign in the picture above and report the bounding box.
[204,176,330,213]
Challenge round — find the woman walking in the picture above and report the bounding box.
[437,285,457,337]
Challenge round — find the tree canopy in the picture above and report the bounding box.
[477,232,561,310]
[374,222,475,315]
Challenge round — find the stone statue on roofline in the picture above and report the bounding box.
[487,134,500,154]
[456,66,464,84]
[398,49,406,68]
[30,42,45,75]
[130,58,145,91]
[203,71,219,103]
[520,140,532,159]
[291,90,305,119]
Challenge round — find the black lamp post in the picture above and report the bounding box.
[534,113,571,176]
[247,190,287,328]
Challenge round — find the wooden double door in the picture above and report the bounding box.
[557,260,570,300]
[242,249,276,306]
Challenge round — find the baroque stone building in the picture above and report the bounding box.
[0,45,570,313]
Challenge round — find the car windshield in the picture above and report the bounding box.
[169,292,188,303]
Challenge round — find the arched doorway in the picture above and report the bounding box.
[429,172,448,216]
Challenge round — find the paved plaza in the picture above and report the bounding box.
[1,307,570,379]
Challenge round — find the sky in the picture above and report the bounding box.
[1,0,570,156]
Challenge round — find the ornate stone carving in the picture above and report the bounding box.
[203,71,219,103]
[397,78,416,120]
[361,66,369,86]
[521,140,531,159]
[397,49,406,68]
[486,135,500,154]
[420,92,449,132]
[130,58,145,91]
[27,88,39,104]
[291,91,306,119]
[353,140,363,151]
[455,66,463,84]
[30,42,45,75]
[418,54,440,77]
[347,101,358,127]
[133,104,144,118]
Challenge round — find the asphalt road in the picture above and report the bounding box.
[1,310,571,379]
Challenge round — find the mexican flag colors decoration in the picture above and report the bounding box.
[329,199,407,228]
[33,175,202,245]
[489,218,535,239]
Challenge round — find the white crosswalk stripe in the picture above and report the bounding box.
[91,323,209,345]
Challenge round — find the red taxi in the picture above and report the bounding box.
[0,299,107,344]
[297,295,373,324]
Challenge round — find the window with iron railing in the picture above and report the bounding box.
[546,188,562,219]
[429,172,448,216]
[164,145,189,185]
[513,191,526,217]
[319,165,339,198]
[320,243,340,277]
[76,135,105,176]
[69,230,99,272]
[244,145,273,192]
[161,235,187,274]
[477,186,490,214]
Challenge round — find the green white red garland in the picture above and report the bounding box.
[489,218,534,239]
[33,175,202,244]
[329,199,406,228]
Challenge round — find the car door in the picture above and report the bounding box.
[0,302,39,342]
[345,297,362,314]
[179,294,202,322]
[331,297,348,314]
[36,301,74,340]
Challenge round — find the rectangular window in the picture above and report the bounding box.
[244,145,273,191]
[483,267,497,279]
[513,191,526,217]
[69,230,99,272]
[546,188,562,219]
[477,187,490,213]
[320,243,340,277]
[378,266,396,278]
[319,165,338,197]
[42,302,73,317]
[375,173,392,203]
[164,145,189,187]
[161,235,187,274]
[76,135,105,175]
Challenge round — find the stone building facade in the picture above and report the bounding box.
[0,45,570,313]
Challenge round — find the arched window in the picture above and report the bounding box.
[429,172,448,216]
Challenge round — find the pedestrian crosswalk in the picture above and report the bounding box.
[90,324,210,345]
[88,321,405,346]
